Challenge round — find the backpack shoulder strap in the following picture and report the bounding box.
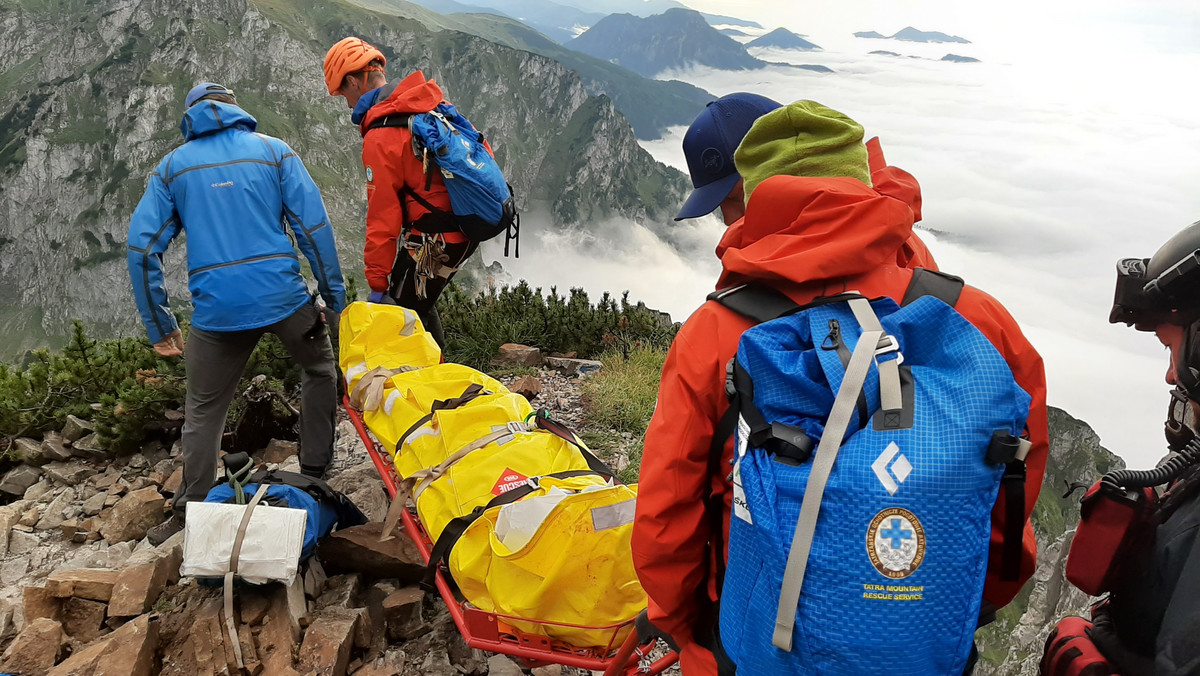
[901,268,965,307]
[364,112,414,133]
[707,284,800,324]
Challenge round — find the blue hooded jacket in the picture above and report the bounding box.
[127,101,346,343]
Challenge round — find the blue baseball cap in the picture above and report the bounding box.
[185,82,235,109]
[675,92,782,221]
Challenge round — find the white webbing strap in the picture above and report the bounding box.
[772,327,883,651]
[347,365,418,411]
[411,424,526,500]
[223,483,270,668]
[378,422,529,543]
[848,298,903,413]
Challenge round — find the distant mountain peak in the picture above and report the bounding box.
[746,27,821,51]
[891,26,971,43]
[568,8,765,78]
[854,26,971,44]
[941,53,980,63]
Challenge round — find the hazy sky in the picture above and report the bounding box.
[486,0,1200,468]
[659,2,1200,467]
[682,0,1200,57]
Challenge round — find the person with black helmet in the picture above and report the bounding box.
[1042,221,1200,675]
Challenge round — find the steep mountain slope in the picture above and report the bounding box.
[568,7,764,78]
[0,0,687,358]
[975,407,1126,672]
[746,27,820,51]
[348,0,714,138]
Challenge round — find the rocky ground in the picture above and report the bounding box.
[0,355,673,675]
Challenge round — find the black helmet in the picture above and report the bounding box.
[1110,220,1200,329]
[1112,219,1200,399]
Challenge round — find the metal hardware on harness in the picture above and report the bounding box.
[874,334,904,365]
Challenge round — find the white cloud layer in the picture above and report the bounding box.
[487,5,1199,468]
[479,212,724,324]
[641,25,1200,468]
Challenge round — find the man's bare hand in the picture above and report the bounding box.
[154,329,184,357]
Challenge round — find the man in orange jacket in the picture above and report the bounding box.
[674,92,938,271]
[324,37,477,346]
[631,100,1048,674]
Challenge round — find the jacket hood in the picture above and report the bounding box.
[358,71,444,134]
[867,136,922,223]
[715,175,915,289]
[179,101,257,141]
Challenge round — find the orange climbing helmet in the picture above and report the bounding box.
[323,37,387,96]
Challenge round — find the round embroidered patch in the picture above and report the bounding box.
[866,507,926,579]
[365,166,374,182]
[701,147,724,173]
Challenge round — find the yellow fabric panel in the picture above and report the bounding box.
[338,302,441,391]
[363,364,510,458]
[394,392,532,478]
[413,426,590,541]
[449,480,646,648]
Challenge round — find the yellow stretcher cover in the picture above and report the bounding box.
[409,422,595,541]
[360,364,510,457]
[449,476,645,647]
[343,309,648,650]
[338,302,441,392]
[395,392,533,480]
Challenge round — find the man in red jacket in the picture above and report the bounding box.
[632,100,1048,674]
[324,37,476,346]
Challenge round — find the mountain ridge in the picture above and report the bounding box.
[349,0,714,139]
[568,7,764,78]
[0,0,688,358]
[746,27,821,51]
[856,26,971,44]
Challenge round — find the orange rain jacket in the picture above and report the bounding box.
[631,173,1048,674]
[357,71,466,294]
[866,137,938,271]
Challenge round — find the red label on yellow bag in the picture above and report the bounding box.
[492,468,530,496]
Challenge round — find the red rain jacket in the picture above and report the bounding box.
[632,173,1048,674]
[357,71,465,293]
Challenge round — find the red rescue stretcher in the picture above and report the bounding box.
[346,397,679,675]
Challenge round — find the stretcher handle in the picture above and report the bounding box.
[602,609,679,676]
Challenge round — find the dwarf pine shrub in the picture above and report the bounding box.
[438,281,677,369]
[0,320,303,455]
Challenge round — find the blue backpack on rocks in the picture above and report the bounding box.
[711,271,1032,675]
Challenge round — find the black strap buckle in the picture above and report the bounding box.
[986,430,1024,465]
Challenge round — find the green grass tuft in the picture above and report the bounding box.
[580,346,667,484]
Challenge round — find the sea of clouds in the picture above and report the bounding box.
[484,28,1200,467]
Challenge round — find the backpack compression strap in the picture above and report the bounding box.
[774,296,887,651]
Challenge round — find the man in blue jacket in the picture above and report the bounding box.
[127,83,346,544]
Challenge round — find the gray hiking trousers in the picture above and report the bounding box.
[175,300,337,513]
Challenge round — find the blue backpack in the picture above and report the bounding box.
[368,102,520,255]
[205,469,367,560]
[711,271,1032,675]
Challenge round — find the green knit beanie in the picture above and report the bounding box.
[734,100,872,201]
